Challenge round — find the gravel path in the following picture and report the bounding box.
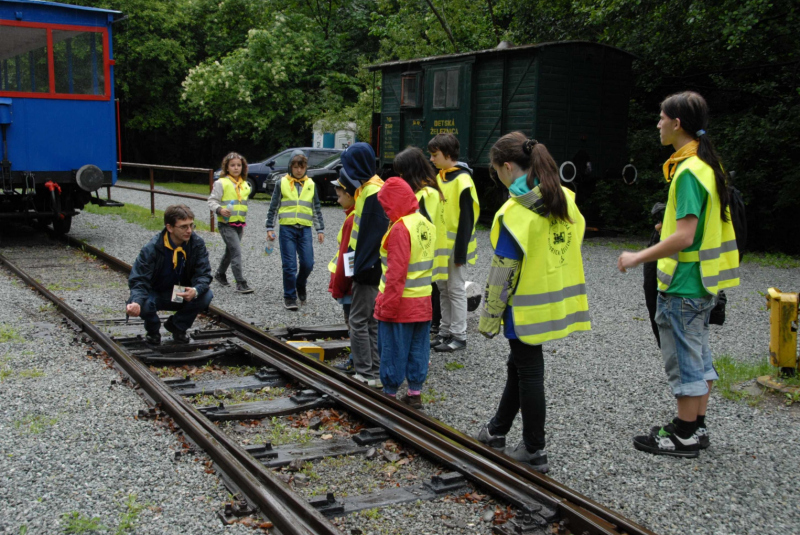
[2,180,799,535]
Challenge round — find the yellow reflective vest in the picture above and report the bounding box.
[438,170,480,265]
[278,176,315,226]
[379,212,436,298]
[220,177,250,224]
[657,156,740,295]
[416,186,447,282]
[490,187,591,345]
[348,180,382,250]
[329,210,356,273]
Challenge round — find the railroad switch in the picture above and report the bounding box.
[424,472,467,494]
[757,288,800,394]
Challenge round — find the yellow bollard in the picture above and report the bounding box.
[766,288,799,370]
[287,340,325,361]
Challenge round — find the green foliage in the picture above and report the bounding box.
[14,414,58,435]
[61,512,108,534]
[114,494,144,534]
[0,325,23,343]
[713,355,772,402]
[444,361,464,371]
[743,252,800,269]
[82,202,210,232]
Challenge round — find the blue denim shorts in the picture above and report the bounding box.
[655,293,719,397]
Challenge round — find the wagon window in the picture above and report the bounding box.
[0,26,50,93]
[432,69,459,109]
[53,30,105,96]
[401,75,417,107]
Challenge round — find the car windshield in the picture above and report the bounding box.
[314,153,341,169]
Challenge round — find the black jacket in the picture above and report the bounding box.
[128,229,212,305]
[352,192,389,285]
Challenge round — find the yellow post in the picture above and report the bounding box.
[766,288,799,369]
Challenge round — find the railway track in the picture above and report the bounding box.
[0,232,658,535]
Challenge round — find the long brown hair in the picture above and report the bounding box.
[489,131,569,221]
[661,91,730,221]
[220,152,248,180]
[393,147,445,201]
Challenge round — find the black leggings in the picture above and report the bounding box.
[488,339,546,452]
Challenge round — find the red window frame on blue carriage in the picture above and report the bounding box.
[0,19,112,101]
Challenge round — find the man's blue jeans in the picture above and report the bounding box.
[139,289,214,335]
[279,225,314,300]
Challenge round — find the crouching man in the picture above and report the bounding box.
[125,205,214,344]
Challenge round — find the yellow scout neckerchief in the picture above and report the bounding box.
[662,140,699,182]
[163,233,186,270]
[354,176,384,202]
[224,175,244,202]
[286,173,308,188]
[437,166,462,182]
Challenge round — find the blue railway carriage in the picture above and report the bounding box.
[0,0,122,234]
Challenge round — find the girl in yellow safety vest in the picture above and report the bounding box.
[618,91,739,459]
[474,132,591,474]
[208,152,254,294]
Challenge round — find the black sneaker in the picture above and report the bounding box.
[505,441,549,473]
[284,298,299,311]
[235,281,254,294]
[145,332,161,345]
[473,423,506,449]
[650,421,710,450]
[164,317,190,344]
[430,335,444,348]
[214,272,230,286]
[635,422,699,458]
[434,337,466,352]
[333,360,355,374]
[297,288,307,304]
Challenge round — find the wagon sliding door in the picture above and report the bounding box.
[423,61,472,158]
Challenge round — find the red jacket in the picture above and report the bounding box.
[373,177,432,323]
[328,206,355,299]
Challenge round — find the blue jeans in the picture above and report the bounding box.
[655,293,719,397]
[139,289,214,335]
[378,320,431,395]
[279,225,314,299]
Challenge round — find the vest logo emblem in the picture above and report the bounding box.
[548,219,572,264]
[415,221,432,254]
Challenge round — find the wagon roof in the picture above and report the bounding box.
[0,0,122,16]
[367,40,636,71]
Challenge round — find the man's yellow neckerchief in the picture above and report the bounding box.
[662,140,699,182]
[163,233,186,269]
[438,166,462,182]
[354,176,384,202]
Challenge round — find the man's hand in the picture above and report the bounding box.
[177,287,197,302]
[219,208,232,217]
[617,251,641,273]
[126,303,141,317]
[267,230,277,241]
[317,233,324,244]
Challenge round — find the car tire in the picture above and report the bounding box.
[246,178,257,199]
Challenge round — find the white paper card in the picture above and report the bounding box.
[343,251,355,277]
[171,285,186,303]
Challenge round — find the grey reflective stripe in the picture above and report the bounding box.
[279,212,313,222]
[351,229,359,240]
[669,253,679,261]
[657,269,673,286]
[380,275,386,284]
[514,310,591,337]
[408,259,434,272]
[231,209,247,217]
[698,239,738,262]
[703,267,741,288]
[432,266,449,277]
[280,200,299,208]
[446,231,457,240]
[467,249,477,261]
[435,248,452,257]
[354,215,362,226]
[513,284,587,307]
[297,200,313,208]
[405,276,432,288]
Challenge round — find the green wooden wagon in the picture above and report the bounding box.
[368,41,637,218]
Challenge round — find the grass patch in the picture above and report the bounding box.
[17,368,44,379]
[188,386,285,405]
[602,241,645,251]
[255,416,313,446]
[714,355,773,402]
[743,252,800,269]
[360,507,381,520]
[444,361,464,371]
[82,203,210,232]
[0,324,23,343]
[46,279,83,292]
[121,178,213,196]
[61,512,107,534]
[114,494,145,534]
[421,387,446,404]
[14,413,58,434]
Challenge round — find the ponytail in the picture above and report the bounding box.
[490,131,569,221]
[696,134,731,222]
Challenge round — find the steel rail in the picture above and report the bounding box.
[0,251,339,535]
[62,235,658,535]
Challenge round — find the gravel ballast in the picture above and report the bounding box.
[1,181,799,535]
